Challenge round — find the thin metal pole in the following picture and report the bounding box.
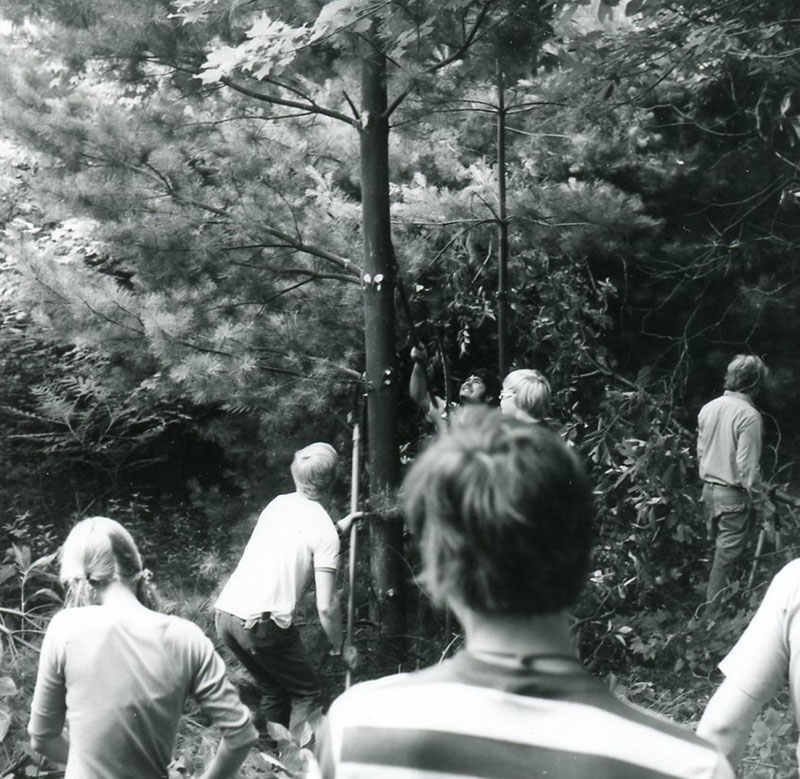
[496,59,509,379]
[345,422,361,689]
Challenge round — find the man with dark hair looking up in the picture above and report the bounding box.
[698,354,774,611]
[409,344,496,431]
[318,409,733,779]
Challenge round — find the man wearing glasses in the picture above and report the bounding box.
[499,369,552,426]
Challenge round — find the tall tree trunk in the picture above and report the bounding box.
[360,26,406,655]
[496,60,510,379]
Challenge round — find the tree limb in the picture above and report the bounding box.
[220,76,359,128]
[384,0,501,120]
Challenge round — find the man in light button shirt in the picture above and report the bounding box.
[697,354,773,611]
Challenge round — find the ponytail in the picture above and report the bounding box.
[60,517,161,611]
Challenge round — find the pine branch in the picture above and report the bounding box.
[84,154,360,278]
[253,264,360,286]
[305,355,363,381]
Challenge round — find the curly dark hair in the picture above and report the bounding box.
[463,368,500,404]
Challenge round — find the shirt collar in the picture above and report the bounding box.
[723,390,754,406]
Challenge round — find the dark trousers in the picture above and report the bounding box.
[215,609,321,735]
[703,483,752,608]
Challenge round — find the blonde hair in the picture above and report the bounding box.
[724,354,767,394]
[60,516,159,610]
[503,369,552,420]
[291,442,338,499]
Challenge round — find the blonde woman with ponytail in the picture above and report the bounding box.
[28,517,258,779]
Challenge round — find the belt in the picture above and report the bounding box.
[217,609,273,629]
[704,482,747,494]
[242,611,272,629]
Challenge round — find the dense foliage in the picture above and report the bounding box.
[3,0,800,775]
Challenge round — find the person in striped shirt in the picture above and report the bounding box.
[317,409,733,779]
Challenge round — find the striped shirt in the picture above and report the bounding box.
[318,652,732,779]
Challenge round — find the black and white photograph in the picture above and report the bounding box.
[1,0,798,776]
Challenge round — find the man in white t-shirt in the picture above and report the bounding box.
[699,559,800,771]
[215,443,360,737]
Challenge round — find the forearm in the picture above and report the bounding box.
[318,596,344,650]
[697,680,762,769]
[30,731,70,765]
[196,738,252,779]
[335,511,363,536]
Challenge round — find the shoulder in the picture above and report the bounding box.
[162,613,210,646]
[767,559,800,600]
[327,672,421,719]
[699,395,724,415]
[259,493,291,517]
[430,395,446,411]
[256,493,332,528]
[46,606,106,637]
[41,608,78,646]
[296,495,335,529]
[425,396,448,424]
[599,696,732,776]
[40,607,121,657]
[276,492,331,518]
[159,614,216,666]
[723,392,761,416]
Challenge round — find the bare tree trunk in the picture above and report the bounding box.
[360,25,406,656]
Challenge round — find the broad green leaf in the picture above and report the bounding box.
[198,45,243,84]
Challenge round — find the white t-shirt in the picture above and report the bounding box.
[215,491,340,627]
[719,559,800,762]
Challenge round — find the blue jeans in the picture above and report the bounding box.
[215,609,321,734]
[703,483,752,608]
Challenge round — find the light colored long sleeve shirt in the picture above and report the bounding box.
[697,391,763,494]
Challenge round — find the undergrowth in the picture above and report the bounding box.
[1,506,799,778]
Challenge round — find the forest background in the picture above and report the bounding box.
[1,0,800,776]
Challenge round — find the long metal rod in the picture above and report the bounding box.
[345,422,361,689]
[496,58,509,378]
